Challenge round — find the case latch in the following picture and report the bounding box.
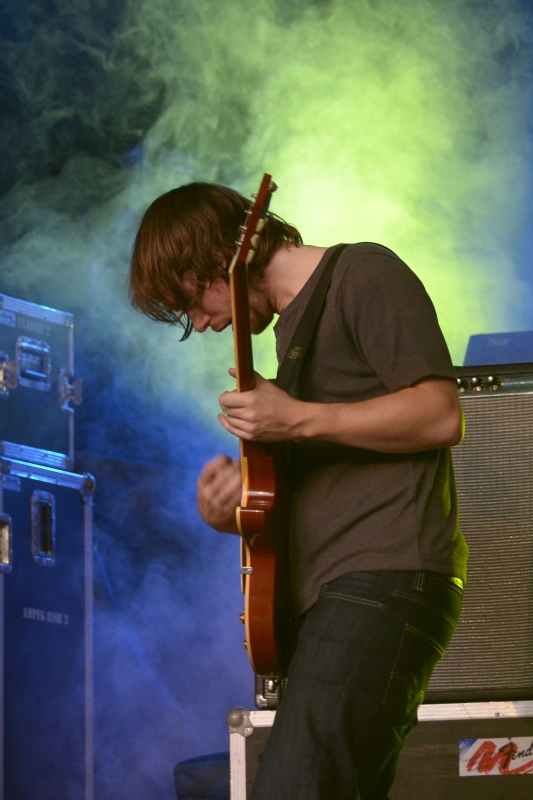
[16,337,51,391]
[0,512,13,574]
[58,368,83,415]
[31,490,56,567]
[0,351,19,398]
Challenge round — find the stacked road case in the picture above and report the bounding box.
[228,703,533,800]
[0,293,93,800]
[0,292,82,470]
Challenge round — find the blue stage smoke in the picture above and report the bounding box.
[1,1,533,798]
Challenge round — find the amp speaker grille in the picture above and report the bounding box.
[426,389,533,702]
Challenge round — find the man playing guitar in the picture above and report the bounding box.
[129,180,467,800]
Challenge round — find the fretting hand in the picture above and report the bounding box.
[218,369,301,443]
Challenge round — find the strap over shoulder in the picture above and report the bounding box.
[275,244,348,397]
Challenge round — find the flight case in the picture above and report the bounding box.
[0,293,82,470]
[228,703,533,799]
[0,457,94,800]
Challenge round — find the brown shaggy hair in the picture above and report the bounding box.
[129,182,303,339]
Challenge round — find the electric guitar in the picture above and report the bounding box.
[229,173,295,678]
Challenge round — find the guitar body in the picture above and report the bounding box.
[229,174,295,678]
[238,440,294,677]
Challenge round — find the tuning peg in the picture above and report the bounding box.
[251,234,260,249]
[255,218,266,232]
[246,250,255,264]
[269,180,278,193]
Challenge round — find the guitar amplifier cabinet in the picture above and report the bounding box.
[229,704,533,800]
[426,363,533,702]
[0,458,94,800]
[0,293,82,471]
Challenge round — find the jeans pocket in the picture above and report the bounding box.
[382,623,445,728]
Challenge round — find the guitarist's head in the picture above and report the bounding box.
[129,182,302,339]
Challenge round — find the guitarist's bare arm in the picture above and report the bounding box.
[218,372,463,454]
[197,454,241,533]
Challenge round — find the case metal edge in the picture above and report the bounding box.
[0,442,73,472]
[248,711,276,727]
[0,480,4,800]
[244,702,533,727]
[0,293,74,328]
[82,489,94,800]
[229,727,246,800]
[1,458,85,489]
[418,700,533,721]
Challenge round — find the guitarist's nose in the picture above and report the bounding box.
[189,310,210,332]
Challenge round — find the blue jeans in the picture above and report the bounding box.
[251,570,463,800]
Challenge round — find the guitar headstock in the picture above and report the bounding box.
[229,173,277,274]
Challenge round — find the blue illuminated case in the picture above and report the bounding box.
[0,458,94,800]
[0,293,82,471]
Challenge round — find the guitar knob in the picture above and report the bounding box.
[251,234,260,249]
[239,612,245,624]
[255,218,266,232]
[246,250,255,264]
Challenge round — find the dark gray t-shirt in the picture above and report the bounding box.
[274,243,468,616]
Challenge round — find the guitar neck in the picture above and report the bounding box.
[230,260,255,392]
[229,172,275,394]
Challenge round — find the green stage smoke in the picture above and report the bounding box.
[1,0,531,428]
[125,0,532,379]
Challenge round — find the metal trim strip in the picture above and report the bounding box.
[0,482,4,800]
[242,701,533,729]
[249,711,276,727]
[83,493,94,800]
[67,325,75,460]
[455,363,533,376]
[0,442,72,471]
[229,729,246,800]
[0,572,3,800]
[418,701,533,721]
[0,294,73,328]
[1,458,86,490]
[460,389,533,399]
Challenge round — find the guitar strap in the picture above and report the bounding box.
[275,243,348,398]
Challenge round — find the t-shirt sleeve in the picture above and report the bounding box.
[337,250,456,393]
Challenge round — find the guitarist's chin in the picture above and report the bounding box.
[249,303,275,335]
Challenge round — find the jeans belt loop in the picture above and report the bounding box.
[414,571,426,592]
